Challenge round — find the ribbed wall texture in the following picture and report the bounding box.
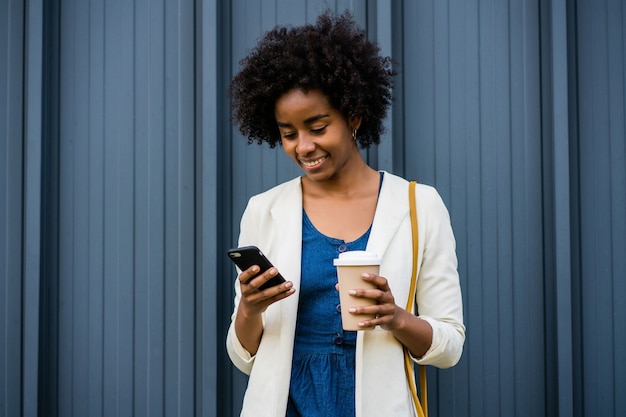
[45,0,197,416]
[1,1,24,417]
[398,2,545,415]
[574,0,626,416]
[1,0,625,417]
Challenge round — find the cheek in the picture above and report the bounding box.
[281,141,297,159]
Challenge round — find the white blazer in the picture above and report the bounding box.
[226,171,465,417]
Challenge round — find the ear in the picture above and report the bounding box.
[349,116,362,131]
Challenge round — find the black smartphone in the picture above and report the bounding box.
[227,245,286,290]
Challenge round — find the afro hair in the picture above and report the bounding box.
[229,10,396,149]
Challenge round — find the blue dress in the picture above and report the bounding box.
[286,211,371,417]
[286,173,384,416]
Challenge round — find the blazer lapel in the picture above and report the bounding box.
[267,178,303,320]
[367,172,408,259]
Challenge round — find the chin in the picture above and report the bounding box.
[305,170,339,183]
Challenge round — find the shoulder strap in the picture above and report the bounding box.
[404,181,428,417]
[406,181,419,312]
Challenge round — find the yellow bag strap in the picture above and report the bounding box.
[404,181,428,417]
[407,181,419,307]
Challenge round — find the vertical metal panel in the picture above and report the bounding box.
[196,0,231,415]
[22,0,45,416]
[1,1,24,416]
[164,0,196,414]
[133,0,168,414]
[401,1,545,416]
[50,0,196,416]
[39,0,62,414]
[575,0,626,416]
[57,2,94,416]
[133,0,167,413]
[546,0,575,416]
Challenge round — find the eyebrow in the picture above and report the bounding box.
[276,113,330,128]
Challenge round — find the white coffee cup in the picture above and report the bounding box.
[334,251,382,330]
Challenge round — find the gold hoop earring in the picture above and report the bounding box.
[352,128,357,141]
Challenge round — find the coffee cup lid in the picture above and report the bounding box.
[333,251,382,266]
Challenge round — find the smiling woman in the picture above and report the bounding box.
[275,89,362,180]
[226,9,465,417]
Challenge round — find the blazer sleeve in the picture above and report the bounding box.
[225,197,261,375]
[414,186,465,368]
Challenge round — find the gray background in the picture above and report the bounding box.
[2,0,625,416]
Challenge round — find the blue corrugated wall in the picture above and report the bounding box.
[1,0,625,416]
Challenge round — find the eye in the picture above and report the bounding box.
[311,126,327,135]
[281,131,297,140]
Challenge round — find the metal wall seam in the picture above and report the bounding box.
[550,0,574,416]
[22,0,44,416]
[196,0,221,415]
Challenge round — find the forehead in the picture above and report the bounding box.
[274,88,337,121]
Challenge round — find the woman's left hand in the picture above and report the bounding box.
[343,272,433,357]
[343,273,405,331]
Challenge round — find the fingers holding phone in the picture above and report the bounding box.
[237,266,295,318]
[228,246,295,309]
[239,264,293,294]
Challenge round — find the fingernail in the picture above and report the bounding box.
[348,308,356,313]
[348,290,357,295]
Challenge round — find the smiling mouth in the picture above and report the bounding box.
[300,156,327,168]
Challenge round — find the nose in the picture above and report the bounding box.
[295,132,315,155]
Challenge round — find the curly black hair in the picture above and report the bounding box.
[229,10,396,149]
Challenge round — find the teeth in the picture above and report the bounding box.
[301,156,326,167]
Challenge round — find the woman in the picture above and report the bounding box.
[226,10,465,417]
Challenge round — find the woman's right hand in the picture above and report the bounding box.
[238,265,295,316]
[234,266,295,355]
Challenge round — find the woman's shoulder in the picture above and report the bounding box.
[247,176,302,206]
[381,171,439,199]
